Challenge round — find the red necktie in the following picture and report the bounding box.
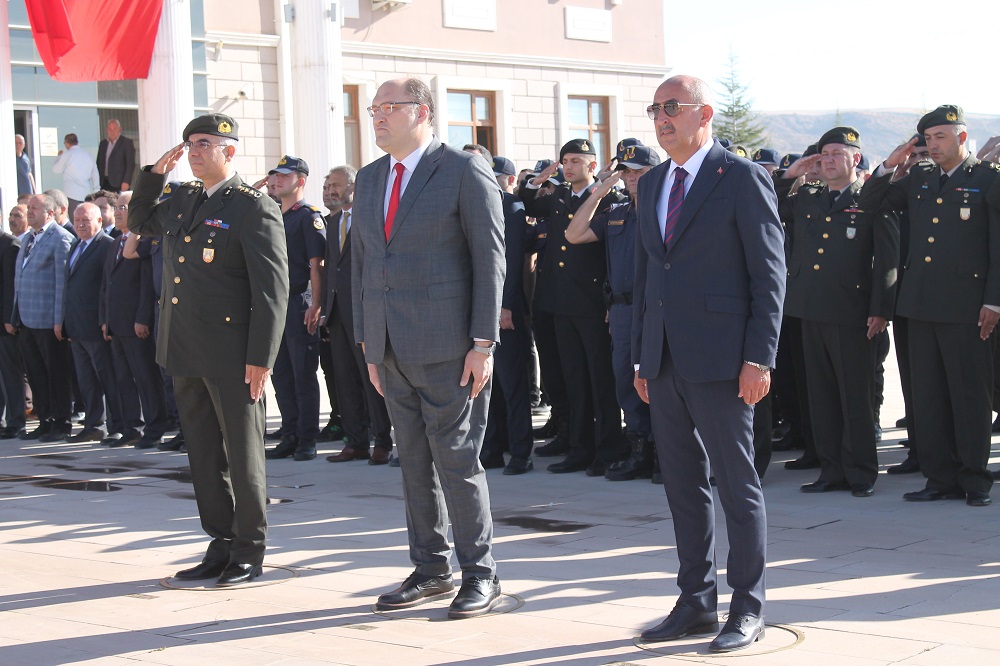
[663,167,687,249]
[384,162,405,241]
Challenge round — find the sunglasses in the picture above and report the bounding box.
[646,100,705,120]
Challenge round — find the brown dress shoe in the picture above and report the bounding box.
[369,447,391,465]
[326,447,370,463]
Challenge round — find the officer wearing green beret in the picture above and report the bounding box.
[778,127,900,498]
[862,105,1000,507]
[127,113,290,583]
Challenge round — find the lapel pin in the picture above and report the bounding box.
[717,167,723,174]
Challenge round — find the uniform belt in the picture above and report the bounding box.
[610,291,633,305]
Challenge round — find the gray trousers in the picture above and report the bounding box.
[379,340,495,579]
[174,375,268,566]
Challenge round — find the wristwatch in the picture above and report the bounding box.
[472,342,497,356]
[744,361,771,373]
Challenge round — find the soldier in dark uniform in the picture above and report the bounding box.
[521,139,628,476]
[127,114,289,585]
[778,127,899,498]
[262,156,326,463]
[565,143,660,481]
[861,105,1000,507]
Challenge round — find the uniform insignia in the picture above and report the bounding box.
[205,219,230,229]
[308,205,322,213]
[961,207,971,220]
[538,233,547,239]
[946,112,958,122]
[151,240,159,246]
[608,219,624,226]
[237,185,262,199]
[736,148,747,157]
[846,227,856,239]
[163,184,172,194]
[581,141,590,152]
[185,180,203,189]
[218,121,233,134]
[622,146,636,160]
[291,203,301,210]
[617,141,624,152]
[782,157,791,167]
[203,248,215,263]
[846,131,858,142]
[313,218,325,230]
[753,150,761,160]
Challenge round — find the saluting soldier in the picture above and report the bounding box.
[861,105,1000,507]
[263,156,326,463]
[128,114,289,584]
[778,127,899,498]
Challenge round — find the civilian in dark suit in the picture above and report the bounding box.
[10,193,75,442]
[62,203,125,444]
[353,79,505,619]
[320,165,394,465]
[96,119,135,193]
[0,229,24,439]
[101,191,169,448]
[633,76,785,652]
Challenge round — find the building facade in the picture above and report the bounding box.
[3,0,668,215]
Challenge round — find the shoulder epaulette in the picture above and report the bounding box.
[308,205,323,214]
[237,185,262,199]
[183,180,204,189]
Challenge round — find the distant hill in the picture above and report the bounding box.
[755,110,1000,164]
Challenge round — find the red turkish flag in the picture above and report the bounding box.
[25,0,165,82]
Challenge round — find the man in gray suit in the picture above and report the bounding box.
[353,78,506,618]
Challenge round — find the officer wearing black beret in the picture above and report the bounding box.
[521,138,628,475]
[127,113,289,584]
[779,127,900,498]
[263,156,326,463]
[862,105,1000,506]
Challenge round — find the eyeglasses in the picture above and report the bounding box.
[115,205,128,211]
[366,101,421,117]
[646,100,705,120]
[183,139,226,152]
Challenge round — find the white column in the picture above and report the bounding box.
[137,0,194,184]
[288,0,345,206]
[0,2,18,221]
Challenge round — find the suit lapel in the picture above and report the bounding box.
[640,161,670,257]
[23,225,54,267]
[387,139,442,245]
[667,142,729,252]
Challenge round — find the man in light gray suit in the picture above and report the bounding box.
[353,78,506,619]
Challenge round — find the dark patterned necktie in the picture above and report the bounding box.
[663,167,687,249]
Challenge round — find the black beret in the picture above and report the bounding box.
[752,148,781,166]
[803,143,819,158]
[614,138,644,161]
[560,138,596,160]
[269,155,309,176]
[183,113,239,141]
[917,105,965,135]
[779,153,802,169]
[818,126,861,150]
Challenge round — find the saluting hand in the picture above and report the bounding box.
[530,161,561,187]
[781,154,821,180]
[245,364,270,402]
[152,144,186,176]
[883,137,919,171]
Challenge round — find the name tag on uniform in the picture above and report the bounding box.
[205,219,230,229]
[608,219,624,226]
[846,227,857,239]
[961,208,971,220]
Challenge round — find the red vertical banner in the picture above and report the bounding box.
[25,0,165,82]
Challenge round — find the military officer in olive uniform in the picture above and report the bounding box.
[263,156,326,463]
[521,138,628,476]
[778,127,899,498]
[862,105,1000,507]
[128,114,289,584]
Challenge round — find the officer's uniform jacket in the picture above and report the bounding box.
[779,176,899,327]
[127,170,289,378]
[521,180,626,317]
[282,199,326,300]
[860,153,1000,323]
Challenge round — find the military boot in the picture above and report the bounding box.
[605,434,654,481]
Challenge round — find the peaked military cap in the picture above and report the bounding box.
[779,153,802,169]
[818,126,862,150]
[491,156,516,176]
[183,113,239,141]
[752,148,781,166]
[616,145,661,170]
[269,155,309,176]
[614,138,644,161]
[917,105,965,135]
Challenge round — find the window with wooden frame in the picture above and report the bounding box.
[446,90,496,154]
[567,96,610,168]
[343,85,361,169]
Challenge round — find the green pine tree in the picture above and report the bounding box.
[715,53,769,148]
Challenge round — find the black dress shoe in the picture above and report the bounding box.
[388,454,400,467]
[376,572,455,610]
[993,414,1000,433]
[503,457,533,475]
[117,430,143,447]
[546,456,592,474]
[20,421,52,440]
[0,427,26,440]
[101,433,123,447]
[534,437,569,457]
[217,562,263,586]
[265,428,285,441]
[532,414,559,440]
[480,454,506,469]
[903,486,965,502]
[801,480,849,493]
[771,434,804,452]
[265,436,298,459]
[993,470,1000,481]
[66,428,103,443]
[175,559,228,580]
[293,438,317,461]
[38,422,72,443]
[158,432,185,451]
[585,461,607,477]
[135,435,162,449]
[851,484,875,498]
[887,456,920,475]
[967,492,992,507]
[640,604,719,642]
[895,416,908,428]
[448,575,501,619]
[709,613,764,652]
[784,455,820,470]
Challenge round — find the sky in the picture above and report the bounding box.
[662,0,997,115]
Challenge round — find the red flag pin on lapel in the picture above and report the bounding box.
[717,167,724,174]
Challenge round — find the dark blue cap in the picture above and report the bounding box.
[716,138,732,149]
[857,153,870,171]
[779,153,802,169]
[269,155,309,176]
[616,145,661,170]
[614,138,644,161]
[491,156,516,176]
[546,166,566,186]
[530,159,556,175]
[752,148,781,166]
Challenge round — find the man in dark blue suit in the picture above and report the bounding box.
[62,203,123,444]
[632,76,785,652]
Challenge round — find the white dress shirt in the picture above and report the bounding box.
[656,138,714,242]
[52,145,100,201]
[383,135,434,218]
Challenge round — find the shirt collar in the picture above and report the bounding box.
[389,135,434,175]
[667,138,713,182]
